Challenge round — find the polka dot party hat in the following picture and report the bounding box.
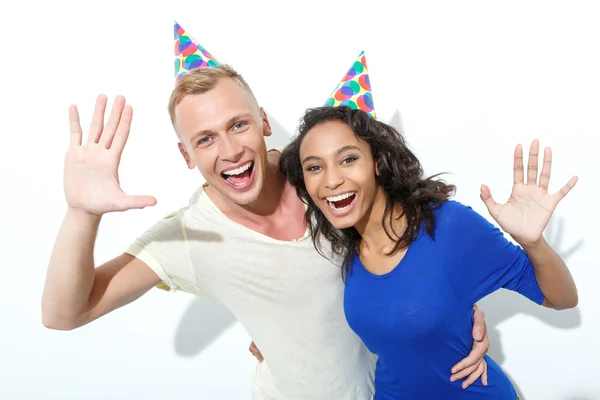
[174,21,220,81]
[324,51,375,119]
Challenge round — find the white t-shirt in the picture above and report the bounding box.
[125,186,376,400]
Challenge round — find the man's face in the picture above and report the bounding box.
[174,78,272,206]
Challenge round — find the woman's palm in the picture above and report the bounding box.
[480,140,577,247]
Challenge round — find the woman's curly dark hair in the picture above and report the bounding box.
[280,106,456,280]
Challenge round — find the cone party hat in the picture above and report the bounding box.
[324,51,375,119]
[174,21,220,81]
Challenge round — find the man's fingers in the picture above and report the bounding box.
[100,96,126,149]
[472,307,487,341]
[451,342,485,374]
[450,361,479,382]
[110,104,133,156]
[248,341,263,362]
[87,94,107,144]
[451,307,489,385]
[120,195,157,211]
[69,105,82,147]
[482,360,488,386]
[462,360,486,389]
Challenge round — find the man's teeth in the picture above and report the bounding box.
[326,192,356,202]
[223,161,253,176]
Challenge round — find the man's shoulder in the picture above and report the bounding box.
[138,186,211,231]
[267,147,283,166]
[186,184,208,206]
[172,185,218,219]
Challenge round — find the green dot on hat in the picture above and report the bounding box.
[352,61,364,74]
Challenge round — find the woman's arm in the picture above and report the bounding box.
[480,139,579,310]
[521,237,578,309]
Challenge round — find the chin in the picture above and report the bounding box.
[316,207,358,230]
[211,161,265,205]
[330,218,358,230]
[225,184,262,206]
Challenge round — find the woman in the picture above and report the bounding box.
[279,106,578,399]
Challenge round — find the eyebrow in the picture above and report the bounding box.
[301,144,363,164]
[190,113,254,142]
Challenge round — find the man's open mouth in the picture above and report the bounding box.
[221,161,255,188]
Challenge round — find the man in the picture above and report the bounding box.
[42,62,490,398]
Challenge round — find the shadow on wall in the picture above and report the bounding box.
[388,109,407,139]
[564,397,597,400]
[265,113,295,150]
[174,297,238,357]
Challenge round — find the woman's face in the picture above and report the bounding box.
[299,120,380,229]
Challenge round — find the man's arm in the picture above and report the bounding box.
[42,95,159,330]
[42,208,160,330]
[450,305,489,388]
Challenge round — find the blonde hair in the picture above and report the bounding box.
[168,64,257,126]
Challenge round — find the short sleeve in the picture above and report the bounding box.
[440,201,545,306]
[125,211,190,292]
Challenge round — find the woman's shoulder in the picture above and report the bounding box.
[430,198,472,214]
[429,199,485,227]
[431,199,499,241]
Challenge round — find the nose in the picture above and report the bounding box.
[324,166,344,190]
[219,134,244,163]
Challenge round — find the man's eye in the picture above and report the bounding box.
[234,122,247,130]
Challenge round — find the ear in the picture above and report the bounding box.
[178,142,196,169]
[259,107,273,137]
[375,158,380,176]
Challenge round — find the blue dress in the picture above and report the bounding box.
[344,200,545,399]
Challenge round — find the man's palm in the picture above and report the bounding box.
[64,95,156,215]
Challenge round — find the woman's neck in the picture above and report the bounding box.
[354,188,407,255]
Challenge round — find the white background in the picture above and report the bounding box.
[0,1,597,399]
